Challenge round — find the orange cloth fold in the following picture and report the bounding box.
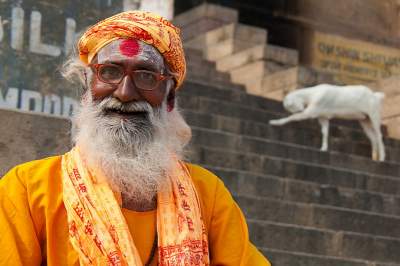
[62,148,209,265]
[78,11,186,89]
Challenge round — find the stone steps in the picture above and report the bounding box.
[1,108,398,265]
[176,2,300,100]
[180,80,387,135]
[188,145,400,195]
[184,22,267,61]
[180,80,285,112]
[180,91,365,134]
[193,34,298,100]
[248,219,400,264]
[229,59,298,98]
[262,248,400,266]
[180,78,394,137]
[173,3,238,41]
[207,166,400,217]
[184,110,400,162]
[185,49,245,91]
[216,43,298,73]
[265,44,299,66]
[186,61,231,84]
[179,80,394,136]
[189,127,400,177]
[234,194,400,238]
[181,31,400,262]
[216,43,266,72]
[178,87,396,154]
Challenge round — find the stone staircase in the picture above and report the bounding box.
[173,3,299,101]
[1,75,400,265]
[176,22,400,263]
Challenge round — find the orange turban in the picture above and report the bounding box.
[78,11,186,89]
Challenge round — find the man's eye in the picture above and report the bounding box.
[137,71,156,82]
[133,71,159,90]
[99,66,123,81]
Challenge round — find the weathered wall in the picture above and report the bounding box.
[287,0,400,47]
[217,0,400,48]
[283,0,400,84]
[0,0,123,117]
[140,0,174,20]
[303,31,400,84]
[0,108,70,176]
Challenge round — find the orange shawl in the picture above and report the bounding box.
[62,148,209,265]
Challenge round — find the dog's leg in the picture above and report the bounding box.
[369,113,385,161]
[270,109,317,126]
[360,120,378,161]
[318,118,329,151]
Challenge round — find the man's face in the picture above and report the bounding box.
[89,38,173,109]
[77,39,178,153]
[74,40,190,202]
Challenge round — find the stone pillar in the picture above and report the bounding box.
[138,0,174,20]
[123,0,141,11]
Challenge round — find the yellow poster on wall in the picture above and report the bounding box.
[311,32,400,84]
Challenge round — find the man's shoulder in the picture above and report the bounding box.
[12,155,62,174]
[185,163,220,183]
[184,163,225,197]
[2,155,63,188]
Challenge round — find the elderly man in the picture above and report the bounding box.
[0,11,270,266]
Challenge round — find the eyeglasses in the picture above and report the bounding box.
[90,63,173,91]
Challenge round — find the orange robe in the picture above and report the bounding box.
[0,156,270,266]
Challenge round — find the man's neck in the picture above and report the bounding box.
[122,194,157,212]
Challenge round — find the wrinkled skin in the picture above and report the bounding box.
[84,38,178,211]
[89,38,175,110]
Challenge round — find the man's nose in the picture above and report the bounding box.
[113,75,142,103]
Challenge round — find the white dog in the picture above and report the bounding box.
[269,84,385,161]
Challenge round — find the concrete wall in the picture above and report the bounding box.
[0,108,70,176]
[287,0,400,84]
[0,0,178,118]
[0,0,123,117]
[281,0,400,84]
[287,0,400,47]
[217,0,400,48]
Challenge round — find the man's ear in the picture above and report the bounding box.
[165,77,176,112]
[83,70,89,90]
[167,89,175,112]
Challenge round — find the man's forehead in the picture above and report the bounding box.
[96,39,165,67]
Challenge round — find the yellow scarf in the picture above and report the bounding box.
[62,147,209,265]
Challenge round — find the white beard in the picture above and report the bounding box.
[72,93,191,208]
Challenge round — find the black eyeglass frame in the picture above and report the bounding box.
[89,63,174,91]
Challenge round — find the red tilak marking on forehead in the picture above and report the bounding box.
[119,39,140,57]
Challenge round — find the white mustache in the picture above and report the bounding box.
[98,97,153,113]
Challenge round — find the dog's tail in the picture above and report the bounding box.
[374,92,385,102]
[373,92,385,111]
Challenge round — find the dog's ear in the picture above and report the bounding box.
[283,96,292,111]
[294,98,305,112]
[283,95,305,113]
